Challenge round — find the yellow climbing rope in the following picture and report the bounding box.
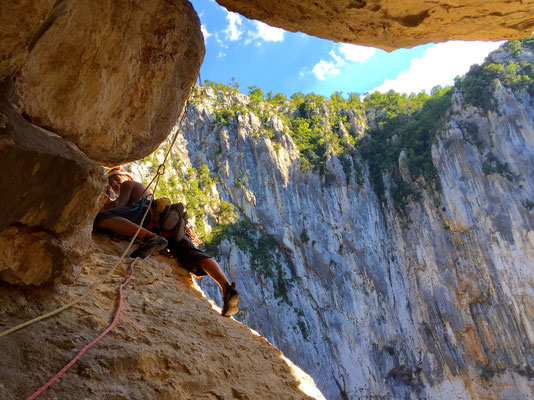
[0,97,192,339]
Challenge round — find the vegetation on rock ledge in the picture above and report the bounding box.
[358,87,453,211]
[190,37,532,212]
[455,35,534,111]
[205,218,294,305]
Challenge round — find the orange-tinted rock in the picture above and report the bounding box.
[0,235,324,399]
[217,0,534,50]
[0,0,56,78]
[12,0,205,165]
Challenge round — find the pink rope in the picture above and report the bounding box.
[26,258,140,400]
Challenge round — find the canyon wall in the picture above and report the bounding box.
[136,43,534,399]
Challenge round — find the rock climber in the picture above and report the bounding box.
[94,167,239,317]
[94,167,168,259]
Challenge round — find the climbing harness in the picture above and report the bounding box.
[0,89,194,397]
[25,257,139,400]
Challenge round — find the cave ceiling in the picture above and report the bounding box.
[217,0,534,50]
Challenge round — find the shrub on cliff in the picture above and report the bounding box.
[455,34,534,111]
[357,87,452,211]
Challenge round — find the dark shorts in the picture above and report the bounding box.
[93,198,153,229]
[166,236,210,277]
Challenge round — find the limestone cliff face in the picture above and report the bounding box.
[1,1,534,396]
[0,235,324,399]
[137,47,534,399]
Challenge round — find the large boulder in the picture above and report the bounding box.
[217,0,534,50]
[0,0,56,78]
[6,0,205,165]
[0,78,106,285]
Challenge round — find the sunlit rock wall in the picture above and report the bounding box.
[4,0,204,165]
[149,58,534,398]
[217,0,534,50]
[0,236,324,399]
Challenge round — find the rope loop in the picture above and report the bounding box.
[156,163,166,176]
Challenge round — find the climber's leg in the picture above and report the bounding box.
[169,238,239,316]
[96,216,156,241]
[196,257,229,291]
[196,258,239,317]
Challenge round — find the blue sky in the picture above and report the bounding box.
[191,0,504,97]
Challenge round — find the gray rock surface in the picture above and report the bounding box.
[136,54,534,398]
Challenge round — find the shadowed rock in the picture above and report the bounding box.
[0,78,105,285]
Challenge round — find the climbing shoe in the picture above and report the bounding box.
[130,236,168,259]
[221,282,239,317]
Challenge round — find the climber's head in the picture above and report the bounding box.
[105,167,133,194]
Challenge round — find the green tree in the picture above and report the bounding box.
[248,86,264,103]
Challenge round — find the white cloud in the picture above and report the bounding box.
[254,21,284,42]
[312,43,375,80]
[338,43,376,63]
[312,60,341,80]
[201,25,211,42]
[372,40,504,94]
[224,12,243,41]
[214,32,227,48]
[245,21,285,45]
[329,50,346,67]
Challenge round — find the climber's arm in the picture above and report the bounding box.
[113,181,135,207]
